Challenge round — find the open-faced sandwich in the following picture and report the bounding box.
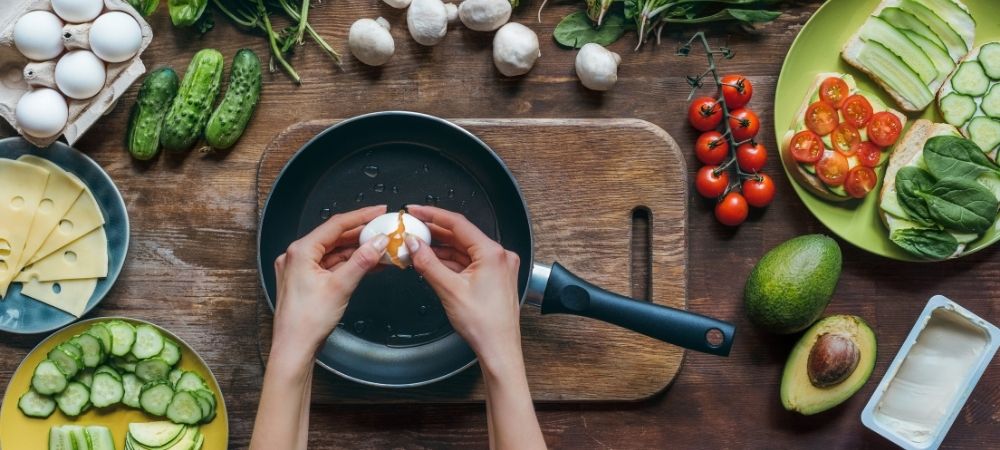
[781,73,906,201]
[842,0,976,112]
[880,119,1000,260]
[938,41,1000,154]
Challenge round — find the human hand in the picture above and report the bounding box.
[272,205,389,356]
[404,205,523,367]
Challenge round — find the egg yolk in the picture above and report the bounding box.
[386,210,407,269]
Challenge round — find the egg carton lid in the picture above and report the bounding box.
[0,0,152,148]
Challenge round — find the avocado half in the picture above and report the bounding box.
[780,315,877,415]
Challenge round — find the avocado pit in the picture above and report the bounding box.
[807,332,860,387]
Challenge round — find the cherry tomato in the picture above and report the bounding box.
[729,108,760,141]
[820,77,850,109]
[742,174,775,208]
[816,151,849,187]
[790,130,825,164]
[842,95,873,128]
[857,141,882,168]
[695,131,729,165]
[868,112,902,147]
[689,97,723,131]
[715,192,749,226]
[737,142,767,172]
[845,166,877,199]
[695,166,730,198]
[805,101,839,136]
[721,75,753,109]
[831,123,861,156]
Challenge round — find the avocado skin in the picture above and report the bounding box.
[744,235,842,334]
[780,315,877,415]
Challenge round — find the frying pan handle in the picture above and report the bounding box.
[538,263,735,356]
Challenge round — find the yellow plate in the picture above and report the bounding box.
[0,318,228,449]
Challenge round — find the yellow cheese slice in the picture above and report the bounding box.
[27,181,105,265]
[20,278,97,317]
[16,227,108,282]
[15,155,86,274]
[0,159,50,298]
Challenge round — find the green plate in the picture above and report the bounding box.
[775,0,1000,261]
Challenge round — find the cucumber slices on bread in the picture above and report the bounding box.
[938,41,1000,155]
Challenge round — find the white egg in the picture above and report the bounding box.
[52,0,103,23]
[55,50,106,99]
[13,11,65,61]
[16,88,69,138]
[89,12,142,63]
[359,212,432,268]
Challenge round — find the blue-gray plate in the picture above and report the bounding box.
[0,138,128,334]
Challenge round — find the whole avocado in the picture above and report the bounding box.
[744,235,841,334]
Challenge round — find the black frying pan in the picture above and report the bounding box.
[258,112,735,387]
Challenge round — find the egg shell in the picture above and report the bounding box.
[89,11,142,63]
[13,10,64,60]
[15,88,68,138]
[52,0,104,23]
[359,213,433,267]
[55,50,106,99]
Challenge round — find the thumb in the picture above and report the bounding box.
[331,234,389,293]
[406,235,460,289]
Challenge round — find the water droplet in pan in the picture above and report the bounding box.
[447,188,455,198]
[373,183,385,193]
[392,186,399,194]
[418,305,428,315]
[425,195,438,205]
[356,192,365,202]
[422,164,429,173]
[353,321,366,333]
[363,165,379,178]
[320,208,332,220]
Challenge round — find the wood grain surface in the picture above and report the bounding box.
[256,118,687,403]
[0,1,997,448]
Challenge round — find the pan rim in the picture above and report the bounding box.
[256,111,534,388]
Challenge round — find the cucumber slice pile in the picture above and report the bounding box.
[48,425,115,450]
[937,42,1000,155]
[126,422,205,450]
[19,320,219,425]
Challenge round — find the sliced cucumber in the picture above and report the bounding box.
[49,426,75,450]
[55,381,90,416]
[72,333,105,368]
[140,381,175,416]
[74,369,94,387]
[132,324,165,359]
[175,371,207,392]
[169,368,184,386]
[982,84,1000,119]
[86,426,116,450]
[32,360,68,395]
[123,373,143,408]
[159,339,181,366]
[921,0,976,46]
[826,183,848,197]
[968,116,1000,153]
[107,320,137,356]
[136,358,172,382]
[898,0,968,61]
[192,389,217,423]
[48,343,83,378]
[95,364,122,380]
[18,389,56,418]
[880,8,948,53]
[166,391,204,425]
[857,40,934,109]
[860,16,938,84]
[940,92,978,127]
[952,61,991,96]
[65,426,89,450]
[86,323,114,354]
[128,421,186,447]
[903,30,956,80]
[111,355,138,373]
[90,371,124,408]
[981,42,1000,80]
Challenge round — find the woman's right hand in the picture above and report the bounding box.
[404,205,523,365]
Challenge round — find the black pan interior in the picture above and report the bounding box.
[259,112,532,387]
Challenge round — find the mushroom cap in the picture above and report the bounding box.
[407,0,449,46]
[575,43,621,91]
[459,0,512,32]
[349,18,395,66]
[492,22,540,77]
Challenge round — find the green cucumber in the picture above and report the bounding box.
[123,373,143,408]
[983,84,1000,119]
[131,324,165,359]
[159,339,181,366]
[32,360,68,395]
[128,421,186,447]
[139,381,175,416]
[136,358,172,382]
[71,333,105,368]
[952,61,990,96]
[898,0,968,61]
[857,41,934,109]
[48,343,83,378]
[166,391,204,424]
[55,382,90,416]
[940,92,978,127]
[879,8,947,54]
[860,16,938,84]
[968,117,1000,153]
[18,389,56,418]
[981,42,1000,80]
[161,49,225,152]
[127,67,179,160]
[175,371,207,392]
[902,30,955,80]
[85,323,113,354]
[920,0,976,47]
[107,320,137,357]
[65,426,89,450]
[74,369,94,387]
[49,426,74,450]
[86,426,116,450]
[205,48,262,150]
[90,371,124,407]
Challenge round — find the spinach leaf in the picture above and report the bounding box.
[895,167,936,226]
[554,11,630,48]
[891,228,960,260]
[924,135,1000,179]
[661,7,781,23]
[921,178,999,234]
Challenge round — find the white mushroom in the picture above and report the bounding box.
[349,18,395,67]
[407,0,449,46]
[458,0,511,32]
[383,0,412,8]
[445,3,459,24]
[492,23,540,77]
[575,43,621,91]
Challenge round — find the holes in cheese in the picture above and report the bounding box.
[20,278,98,317]
[0,159,51,297]
[13,155,86,278]
[28,183,103,266]
[15,228,108,282]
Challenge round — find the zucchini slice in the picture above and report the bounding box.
[86,426,116,450]
[90,371,124,408]
[32,360,68,395]
[140,381,175,416]
[66,426,88,450]
[982,84,1000,119]
[107,320,137,356]
[860,16,938,84]
[940,92,978,127]
[18,389,56,418]
[49,426,73,450]
[166,391,204,425]
[857,40,934,109]
[981,42,1000,80]
[952,61,991,96]
[968,117,1000,153]
[55,381,90,416]
[128,421,186,447]
[131,324,165,359]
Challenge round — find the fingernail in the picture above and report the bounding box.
[372,234,389,251]
[404,234,420,252]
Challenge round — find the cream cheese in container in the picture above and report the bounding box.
[861,295,999,450]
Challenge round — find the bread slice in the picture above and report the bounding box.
[841,0,976,112]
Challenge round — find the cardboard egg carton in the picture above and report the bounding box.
[0,0,152,147]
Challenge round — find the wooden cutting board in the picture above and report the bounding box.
[256,118,688,403]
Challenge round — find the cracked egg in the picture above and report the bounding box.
[359,210,431,269]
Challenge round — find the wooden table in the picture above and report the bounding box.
[2,1,998,448]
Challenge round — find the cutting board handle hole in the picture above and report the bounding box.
[631,206,652,301]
